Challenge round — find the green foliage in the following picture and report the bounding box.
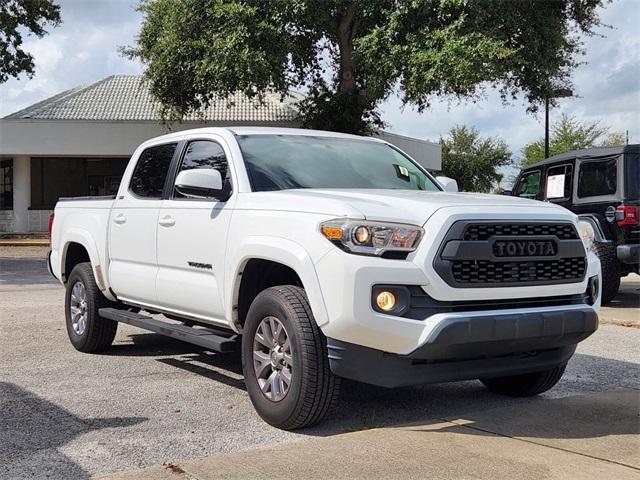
[126,0,606,134]
[440,125,512,193]
[521,114,625,166]
[0,0,61,83]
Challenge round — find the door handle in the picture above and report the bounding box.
[113,214,126,225]
[159,216,176,227]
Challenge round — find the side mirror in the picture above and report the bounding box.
[175,169,223,198]
[435,176,458,193]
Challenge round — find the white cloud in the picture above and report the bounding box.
[0,0,143,116]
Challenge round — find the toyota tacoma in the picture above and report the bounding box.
[49,127,601,429]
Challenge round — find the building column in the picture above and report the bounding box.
[12,156,31,233]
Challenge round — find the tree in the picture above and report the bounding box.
[440,125,512,193]
[0,0,61,83]
[521,114,625,166]
[125,0,606,134]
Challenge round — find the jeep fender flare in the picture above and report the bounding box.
[577,214,612,243]
[226,236,329,332]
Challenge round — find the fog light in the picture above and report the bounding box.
[376,291,396,312]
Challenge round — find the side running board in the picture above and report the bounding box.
[99,308,238,353]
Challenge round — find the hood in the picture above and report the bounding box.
[239,189,567,225]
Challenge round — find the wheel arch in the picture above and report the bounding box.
[227,237,329,332]
[61,229,114,300]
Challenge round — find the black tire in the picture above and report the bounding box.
[241,285,340,430]
[65,262,118,353]
[480,364,566,397]
[593,242,620,305]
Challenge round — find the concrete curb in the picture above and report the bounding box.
[0,240,49,246]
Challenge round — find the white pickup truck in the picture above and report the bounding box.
[49,127,600,429]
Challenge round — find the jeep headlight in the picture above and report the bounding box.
[577,220,596,253]
[320,219,423,257]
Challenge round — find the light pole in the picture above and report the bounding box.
[544,88,573,158]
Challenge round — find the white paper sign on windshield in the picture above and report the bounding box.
[546,174,566,199]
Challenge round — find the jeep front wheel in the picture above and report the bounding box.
[241,286,340,430]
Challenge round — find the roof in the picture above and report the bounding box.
[3,75,302,123]
[525,144,639,169]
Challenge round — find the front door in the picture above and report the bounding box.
[108,142,179,305]
[156,139,234,325]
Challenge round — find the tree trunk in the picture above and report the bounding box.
[337,3,357,96]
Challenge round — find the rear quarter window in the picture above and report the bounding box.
[577,158,617,198]
[625,154,639,200]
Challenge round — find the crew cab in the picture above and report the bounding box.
[49,127,601,429]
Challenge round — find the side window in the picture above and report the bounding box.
[514,170,541,199]
[577,158,617,198]
[545,164,573,200]
[129,143,177,198]
[173,140,230,199]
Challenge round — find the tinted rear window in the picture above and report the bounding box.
[625,154,639,199]
[577,158,617,198]
[129,143,178,198]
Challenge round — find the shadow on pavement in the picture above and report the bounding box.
[1,382,147,480]
[104,332,640,442]
[0,257,57,286]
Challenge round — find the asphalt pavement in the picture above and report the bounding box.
[1,249,639,479]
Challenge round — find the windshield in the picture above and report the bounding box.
[237,135,441,192]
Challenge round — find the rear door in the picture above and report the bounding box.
[155,138,235,325]
[108,142,178,305]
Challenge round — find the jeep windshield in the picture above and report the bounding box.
[237,135,441,192]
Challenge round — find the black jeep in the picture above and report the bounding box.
[512,145,639,304]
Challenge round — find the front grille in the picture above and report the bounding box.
[451,257,586,284]
[464,223,578,241]
[434,221,587,288]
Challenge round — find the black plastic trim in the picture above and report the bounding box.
[402,286,590,320]
[433,220,587,288]
[617,244,640,265]
[327,306,597,387]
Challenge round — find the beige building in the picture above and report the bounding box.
[0,75,441,233]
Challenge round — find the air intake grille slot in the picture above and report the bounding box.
[464,223,578,241]
[451,257,586,284]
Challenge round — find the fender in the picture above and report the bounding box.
[578,214,612,243]
[226,236,330,332]
[61,228,116,301]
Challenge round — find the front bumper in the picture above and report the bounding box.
[315,247,601,355]
[327,306,597,387]
[617,244,639,265]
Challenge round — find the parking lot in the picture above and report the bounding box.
[1,247,639,479]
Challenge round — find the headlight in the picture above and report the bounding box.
[577,220,596,253]
[320,219,423,257]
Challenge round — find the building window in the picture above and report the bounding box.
[31,158,129,209]
[0,159,12,210]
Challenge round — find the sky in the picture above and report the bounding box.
[1,0,639,163]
